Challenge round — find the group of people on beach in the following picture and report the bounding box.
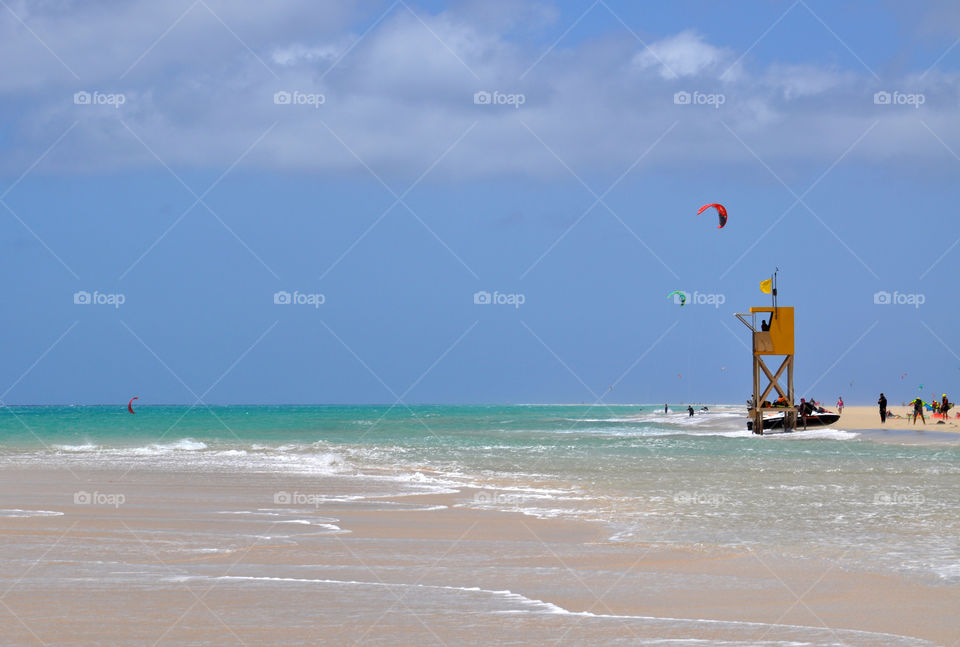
[877,392,952,425]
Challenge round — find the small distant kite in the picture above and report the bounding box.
[900,373,908,380]
[128,397,138,414]
[668,290,686,306]
[697,203,728,229]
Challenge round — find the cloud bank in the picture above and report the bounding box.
[1,0,957,179]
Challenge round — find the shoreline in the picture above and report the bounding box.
[0,467,957,645]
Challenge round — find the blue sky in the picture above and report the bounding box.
[2,0,959,405]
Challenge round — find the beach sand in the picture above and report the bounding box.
[833,405,960,432]
[1,466,957,645]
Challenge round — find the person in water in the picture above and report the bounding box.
[878,393,887,423]
[912,398,926,425]
[687,405,695,417]
[664,404,668,414]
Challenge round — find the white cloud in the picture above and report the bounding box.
[271,43,342,66]
[633,30,731,79]
[1,3,958,179]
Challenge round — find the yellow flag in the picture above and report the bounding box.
[760,279,772,294]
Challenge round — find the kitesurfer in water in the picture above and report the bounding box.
[687,405,694,417]
[664,404,668,414]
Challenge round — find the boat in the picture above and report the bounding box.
[747,410,841,433]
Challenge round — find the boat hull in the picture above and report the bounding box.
[747,413,840,433]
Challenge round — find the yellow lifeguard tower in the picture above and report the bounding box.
[735,275,796,434]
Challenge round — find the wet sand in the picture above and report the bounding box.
[1,467,957,645]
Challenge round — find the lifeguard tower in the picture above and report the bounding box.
[735,274,796,434]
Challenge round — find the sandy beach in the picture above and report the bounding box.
[1,465,957,646]
[831,405,960,432]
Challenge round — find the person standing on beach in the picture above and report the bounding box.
[878,393,887,423]
[837,396,844,414]
[799,398,808,430]
[942,394,950,418]
[912,398,926,424]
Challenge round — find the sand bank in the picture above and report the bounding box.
[831,404,960,432]
[0,467,956,645]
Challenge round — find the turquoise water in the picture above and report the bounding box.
[2,404,958,584]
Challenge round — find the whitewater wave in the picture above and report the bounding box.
[0,509,64,517]
[193,575,932,645]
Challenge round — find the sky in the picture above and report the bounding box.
[2,0,960,406]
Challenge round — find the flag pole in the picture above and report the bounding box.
[772,268,779,313]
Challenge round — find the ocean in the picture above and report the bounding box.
[2,403,958,589]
